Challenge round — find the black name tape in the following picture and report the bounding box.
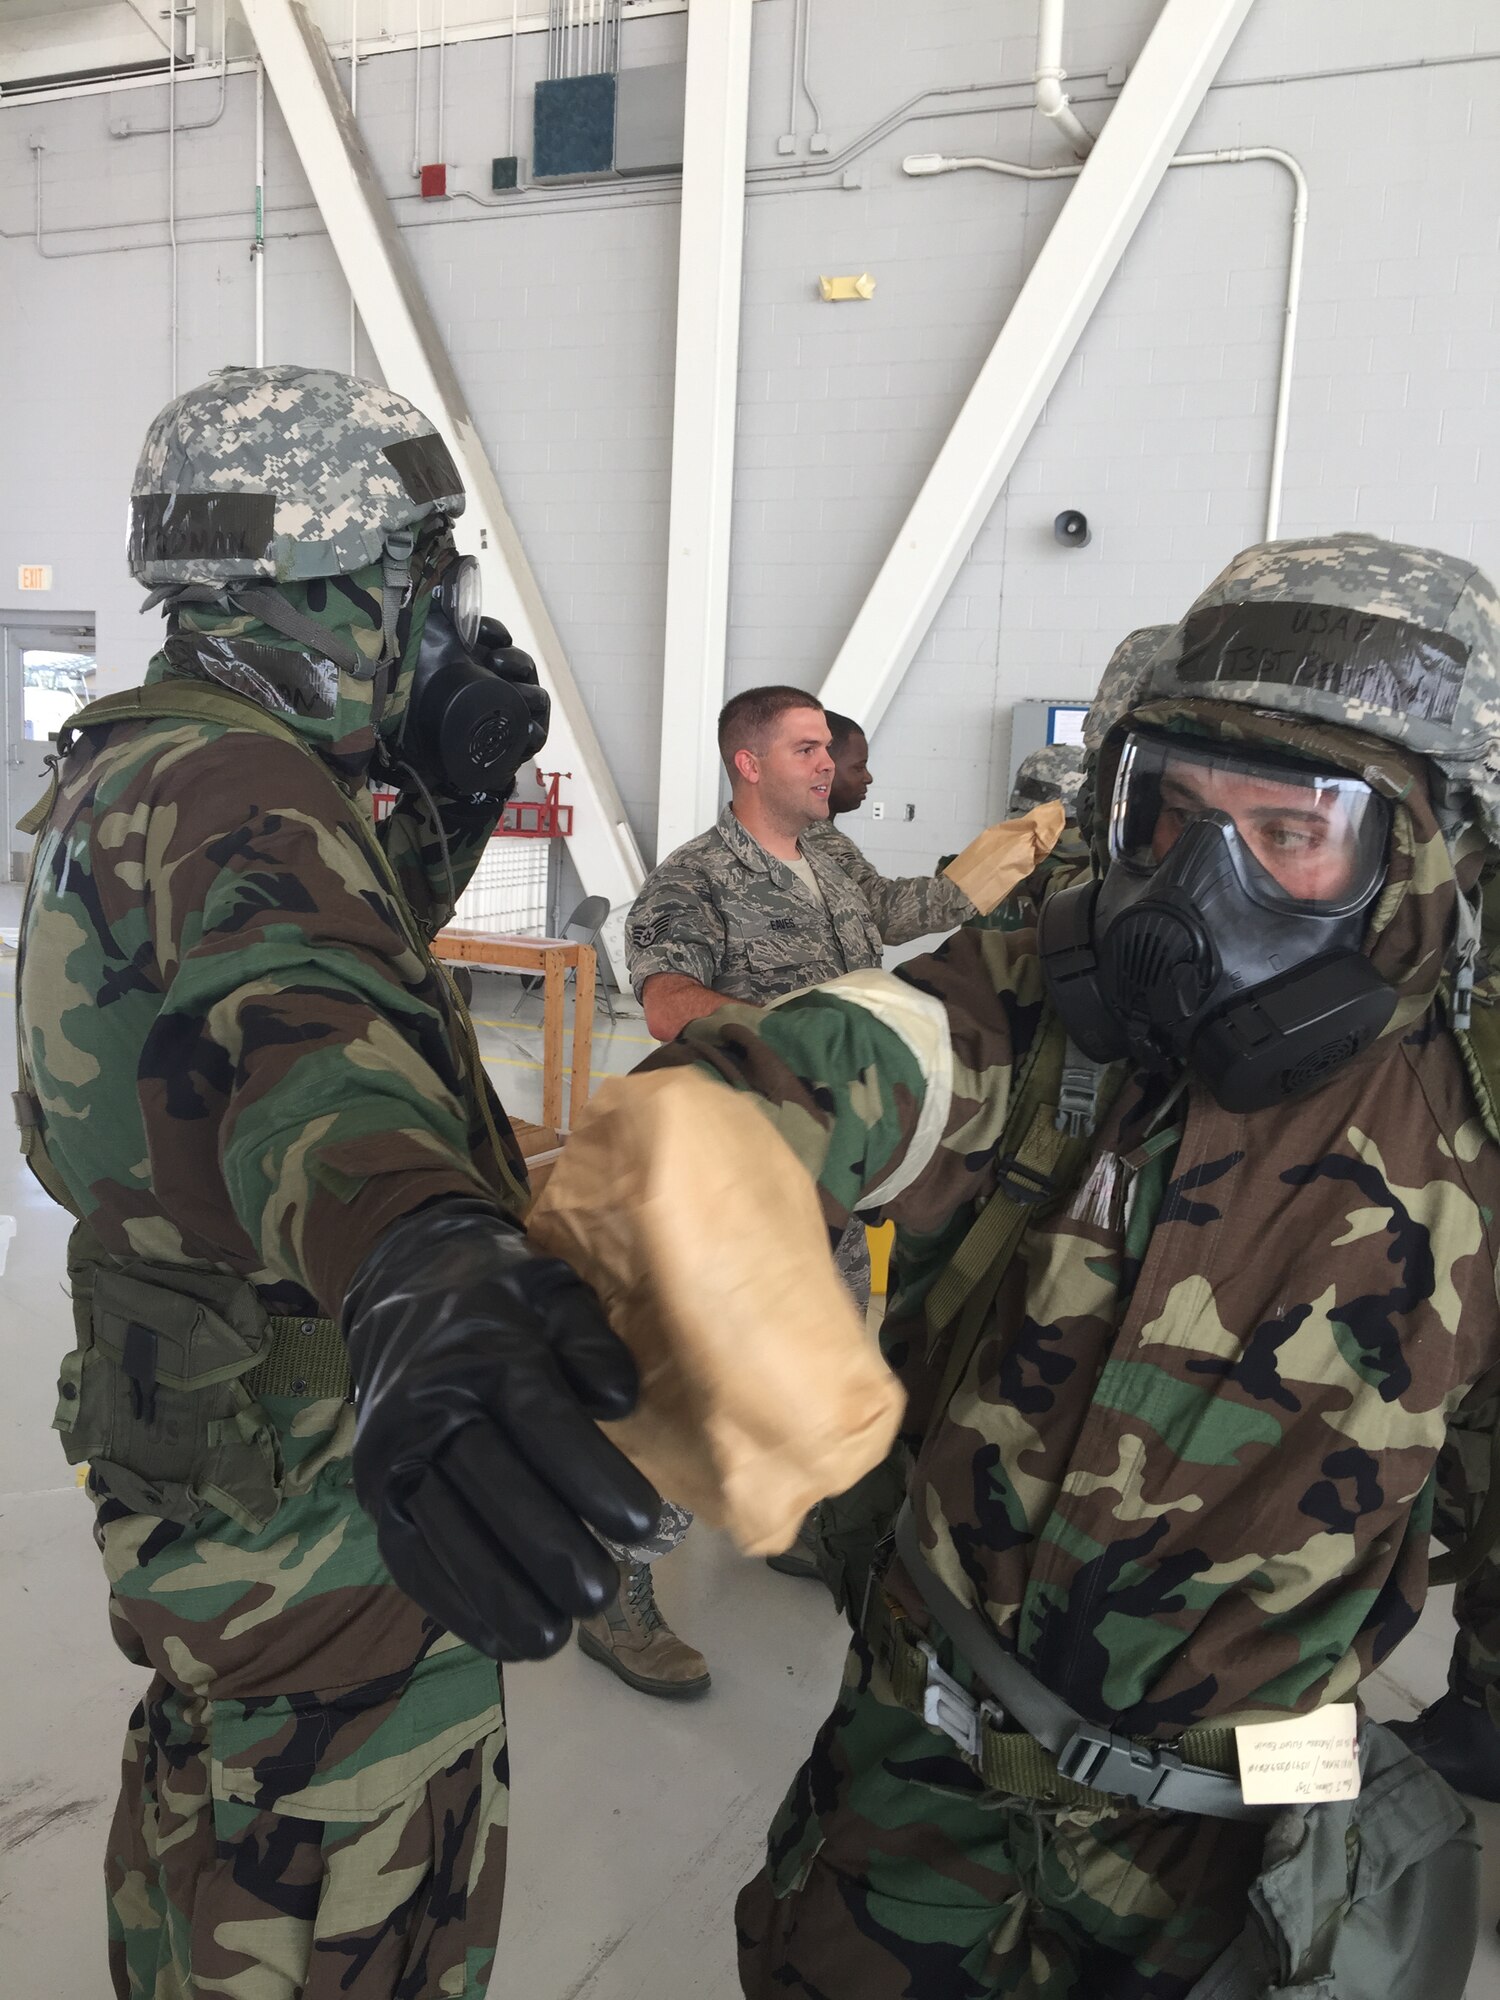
[1179,600,1468,727]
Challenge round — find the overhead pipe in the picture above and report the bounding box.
[904,146,1309,540]
[1034,0,1094,158]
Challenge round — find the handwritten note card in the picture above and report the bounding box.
[1234,1705,1361,1806]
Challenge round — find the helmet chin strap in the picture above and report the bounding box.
[368,529,420,735]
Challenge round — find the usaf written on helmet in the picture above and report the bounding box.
[1009,743,1084,820]
[129,364,464,588]
[1137,534,1500,852]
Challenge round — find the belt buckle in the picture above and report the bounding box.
[918,1641,984,1757]
[1055,1722,1180,1806]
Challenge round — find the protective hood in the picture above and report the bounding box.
[1091,697,1488,1058]
[145,551,435,791]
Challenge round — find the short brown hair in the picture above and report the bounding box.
[717,684,825,775]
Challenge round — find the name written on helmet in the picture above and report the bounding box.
[1178,600,1469,726]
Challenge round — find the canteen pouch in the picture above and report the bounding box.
[55,1230,285,1533]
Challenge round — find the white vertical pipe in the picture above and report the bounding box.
[1263,152,1307,541]
[508,0,520,154]
[436,0,446,165]
[818,0,1256,734]
[1034,0,1094,158]
[411,0,423,174]
[654,0,755,859]
[167,1,179,394]
[254,59,266,364]
[348,0,359,372]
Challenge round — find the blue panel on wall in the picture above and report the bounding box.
[533,74,617,180]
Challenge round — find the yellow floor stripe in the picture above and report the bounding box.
[481,1053,618,1082]
[470,1010,654,1046]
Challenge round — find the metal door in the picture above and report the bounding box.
[3,617,97,880]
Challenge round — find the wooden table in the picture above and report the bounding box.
[434,928,596,1131]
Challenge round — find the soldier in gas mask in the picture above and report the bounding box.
[538,534,1500,1997]
[15,365,659,1998]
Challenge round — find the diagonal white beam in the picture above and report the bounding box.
[654,0,754,861]
[818,0,1257,736]
[238,0,645,938]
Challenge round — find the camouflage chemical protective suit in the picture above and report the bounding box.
[645,537,1500,1998]
[17,386,530,1999]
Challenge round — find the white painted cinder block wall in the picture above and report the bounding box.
[0,0,1496,879]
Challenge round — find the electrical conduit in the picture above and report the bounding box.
[903,146,1310,541]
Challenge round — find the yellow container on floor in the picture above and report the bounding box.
[866,1221,895,1295]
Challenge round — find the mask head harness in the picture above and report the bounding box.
[1040,730,1396,1112]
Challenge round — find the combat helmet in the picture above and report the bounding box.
[1009,744,1084,819]
[1083,626,1172,760]
[1135,535,1500,853]
[1077,625,1171,847]
[128,363,465,680]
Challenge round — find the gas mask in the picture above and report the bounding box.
[402,555,550,799]
[1039,732,1397,1111]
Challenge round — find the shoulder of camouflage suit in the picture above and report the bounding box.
[640,922,1041,1407]
[625,804,884,1005]
[19,700,525,1318]
[804,821,978,944]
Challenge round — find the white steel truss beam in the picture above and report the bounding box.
[817,0,1257,736]
[238,0,646,941]
[654,0,755,861]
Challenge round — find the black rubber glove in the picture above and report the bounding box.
[343,1198,660,1660]
[476,616,551,767]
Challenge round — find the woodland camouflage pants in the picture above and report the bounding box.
[95,1390,508,2000]
[737,1631,1265,2000]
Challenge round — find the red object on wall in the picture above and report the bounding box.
[420,162,448,198]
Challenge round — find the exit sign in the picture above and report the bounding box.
[18,565,52,592]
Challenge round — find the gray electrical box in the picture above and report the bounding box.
[1006,699,1090,800]
[614,61,687,176]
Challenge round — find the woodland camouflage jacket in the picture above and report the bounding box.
[650,703,1500,1738]
[17,603,526,1322]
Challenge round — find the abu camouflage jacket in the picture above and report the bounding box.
[627,803,973,1006]
[652,708,1500,1738]
[17,635,526,1323]
[802,822,977,941]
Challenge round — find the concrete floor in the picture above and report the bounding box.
[4,899,1500,1997]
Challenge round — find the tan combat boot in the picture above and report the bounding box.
[577,1557,711,1699]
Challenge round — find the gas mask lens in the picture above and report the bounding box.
[433,553,483,651]
[1109,733,1389,919]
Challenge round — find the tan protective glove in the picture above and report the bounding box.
[942,800,1066,914]
[526,1070,906,1558]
